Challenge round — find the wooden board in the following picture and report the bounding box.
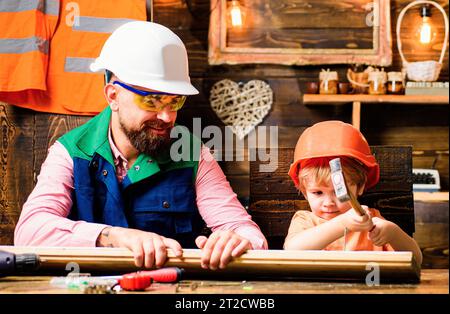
[0,246,420,282]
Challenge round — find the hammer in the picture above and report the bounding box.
[329,158,369,217]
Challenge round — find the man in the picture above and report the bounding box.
[14,21,267,270]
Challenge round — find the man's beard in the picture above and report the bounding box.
[119,116,173,157]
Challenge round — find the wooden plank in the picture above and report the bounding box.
[0,104,35,245]
[414,199,449,268]
[250,146,413,197]
[153,0,210,30]
[226,28,374,49]
[226,174,249,199]
[361,104,449,127]
[34,114,91,178]
[352,101,361,130]
[0,246,420,282]
[250,199,310,238]
[365,127,449,151]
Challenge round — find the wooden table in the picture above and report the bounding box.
[0,269,447,294]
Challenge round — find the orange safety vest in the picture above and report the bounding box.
[0,0,147,115]
[0,0,59,92]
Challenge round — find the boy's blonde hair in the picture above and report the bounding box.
[297,156,367,195]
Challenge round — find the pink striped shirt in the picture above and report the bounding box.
[14,131,268,250]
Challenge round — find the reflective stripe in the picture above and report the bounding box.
[73,17,135,33]
[0,0,59,15]
[44,0,59,16]
[0,0,41,12]
[0,37,49,54]
[65,57,97,73]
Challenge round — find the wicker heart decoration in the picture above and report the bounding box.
[209,79,273,139]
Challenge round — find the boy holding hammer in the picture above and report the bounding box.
[284,121,422,265]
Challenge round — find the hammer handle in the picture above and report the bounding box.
[348,190,366,216]
[348,191,376,232]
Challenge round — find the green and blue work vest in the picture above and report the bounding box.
[58,107,204,247]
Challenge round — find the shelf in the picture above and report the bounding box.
[302,94,449,129]
[303,94,449,105]
[414,191,449,202]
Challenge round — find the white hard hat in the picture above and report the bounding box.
[90,21,199,95]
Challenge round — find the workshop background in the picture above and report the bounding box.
[0,0,448,267]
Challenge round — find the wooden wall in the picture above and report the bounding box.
[0,0,448,246]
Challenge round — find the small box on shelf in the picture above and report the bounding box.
[413,168,441,192]
[405,81,449,96]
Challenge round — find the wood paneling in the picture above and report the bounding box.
[0,104,34,245]
[227,28,375,49]
[414,200,448,268]
[0,104,90,245]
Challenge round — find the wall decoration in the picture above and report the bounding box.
[396,0,449,82]
[208,0,392,66]
[209,79,273,139]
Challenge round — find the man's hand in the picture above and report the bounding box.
[195,230,252,270]
[96,226,182,268]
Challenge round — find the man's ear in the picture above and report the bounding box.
[104,83,119,111]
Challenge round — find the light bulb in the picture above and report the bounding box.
[419,16,432,44]
[229,0,243,28]
[415,5,436,45]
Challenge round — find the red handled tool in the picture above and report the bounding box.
[118,267,184,291]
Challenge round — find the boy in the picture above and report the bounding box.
[284,121,422,265]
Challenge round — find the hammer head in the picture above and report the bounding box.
[329,158,351,203]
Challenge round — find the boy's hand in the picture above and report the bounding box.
[338,205,374,232]
[195,230,252,270]
[368,217,398,246]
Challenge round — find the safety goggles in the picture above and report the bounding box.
[113,81,187,112]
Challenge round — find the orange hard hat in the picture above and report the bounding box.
[288,120,380,190]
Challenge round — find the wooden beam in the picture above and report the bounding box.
[352,101,361,130]
[0,246,420,282]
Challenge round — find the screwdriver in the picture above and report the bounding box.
[0,250,41,277]
[102,267,184,291]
